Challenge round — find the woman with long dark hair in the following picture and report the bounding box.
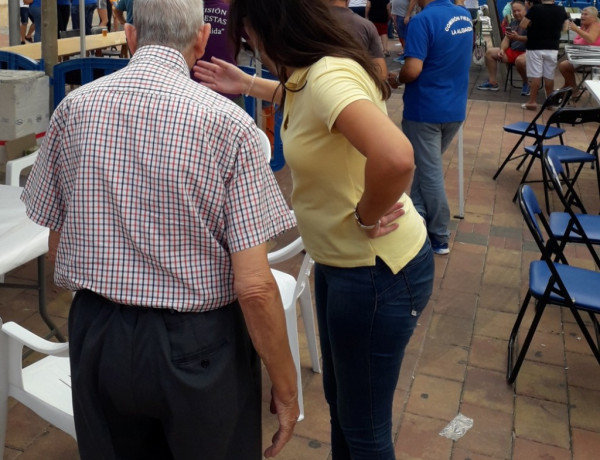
[195,1,434,458]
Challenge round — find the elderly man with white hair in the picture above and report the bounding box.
[21,0,299,458]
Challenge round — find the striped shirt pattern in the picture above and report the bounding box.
[22,45,295,312]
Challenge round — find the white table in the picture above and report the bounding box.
[566,45,600,67]
[0,184,65,341]
[585,80,600,105]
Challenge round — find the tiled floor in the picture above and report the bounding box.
[3,31,600,460]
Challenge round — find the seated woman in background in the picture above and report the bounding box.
[559,6,600,92]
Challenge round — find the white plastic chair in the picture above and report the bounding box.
[5,150,38,187]
[1,151,65,341]
[258,129,322,421]
[0,318,76,450]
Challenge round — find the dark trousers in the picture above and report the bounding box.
[69,290,262,460]
[349,6,366,17]
[57,5,71,37]
[71,4,79,30]
[84,5,97,35]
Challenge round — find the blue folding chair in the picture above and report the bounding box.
[493,88,572,199]
[52,57,129,108]
[532,107,600,213]
[542,149,600,269]
[0,51,44,71]
[507,184,600,383]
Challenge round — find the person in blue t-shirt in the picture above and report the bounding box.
[114,0,134,25]
[391,0,472,255]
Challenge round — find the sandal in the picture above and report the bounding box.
[521,103,537,111]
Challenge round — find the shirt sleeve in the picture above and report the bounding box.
[21,104,69,232]
[223,124,296,253]
[310,59,378,132]
[404,15,430,62]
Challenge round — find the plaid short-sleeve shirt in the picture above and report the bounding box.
[22,46,295,312]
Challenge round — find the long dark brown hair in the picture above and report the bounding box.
[228,0,390,106]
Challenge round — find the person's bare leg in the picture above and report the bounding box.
[98,8,108,27]
[515,54,528,82]
[112,10,122,31]
[544,78,555,100]
[483,47,499,85]
[26,23,34,41]
[380,34,389,56]
[20,23,26,43]
[558,60,577,89]
[527,76,542,107]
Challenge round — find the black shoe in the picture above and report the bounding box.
[25,37,33,43]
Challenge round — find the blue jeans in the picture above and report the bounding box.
[314,242,434,459]
[71,4,79,30]
[84,4,97,35]
[402,119,462,244]
[29,6,42,42]
[70,3,97,34]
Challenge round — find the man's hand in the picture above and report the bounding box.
[387,72,400,89]
[232,245,299,458]
[264,387,299,457]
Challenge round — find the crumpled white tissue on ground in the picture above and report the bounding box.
[438,413,474,441]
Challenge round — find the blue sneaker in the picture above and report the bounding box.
[521,83,531,96]
[430,239,450,255]
[476,80,499,91]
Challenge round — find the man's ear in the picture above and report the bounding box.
[124,23,137,55]
[193,23,212,60]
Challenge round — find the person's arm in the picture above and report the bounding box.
[507,29,527,43]
[333,100,413,236]
[113,7,126,25]
[231,244,299,458]
[404,0,417,24]
[193,58,283,104]
[387,2,392,20]
[520,17,531,29]
[397,56,423,84]
[373,57,388,81]
[366,1,371,18]
[569,21,600,44]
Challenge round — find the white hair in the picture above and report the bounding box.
[134,0,205,53]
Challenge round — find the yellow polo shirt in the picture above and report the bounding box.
[281,57,426,273]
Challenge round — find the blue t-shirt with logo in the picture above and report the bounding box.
[403,0,473,123]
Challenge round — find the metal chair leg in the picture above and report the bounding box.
[494,134,528,180]
[507,291,543,384]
